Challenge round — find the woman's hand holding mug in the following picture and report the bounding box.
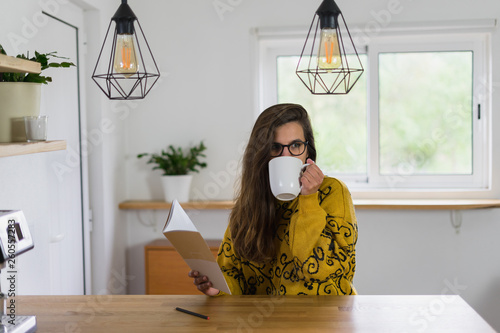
[300,158,324,195]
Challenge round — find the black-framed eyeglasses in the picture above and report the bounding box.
[270,140,308,157]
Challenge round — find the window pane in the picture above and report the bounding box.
[277,55,368,175]
[379,52,473,175]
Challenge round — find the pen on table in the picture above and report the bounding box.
[175,307,210,320]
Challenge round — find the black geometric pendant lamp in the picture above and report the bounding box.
[296,0,364,94]
[92,0,160,100]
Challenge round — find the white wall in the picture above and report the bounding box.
[356,208,500,329]
[80,0,131,296]
[120,0,500,330]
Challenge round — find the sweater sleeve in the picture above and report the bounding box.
[288,178,357,286]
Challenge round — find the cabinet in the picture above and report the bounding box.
[145,239,221,295]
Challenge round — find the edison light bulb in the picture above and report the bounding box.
[113,34,138,78]
[317,28,342,71]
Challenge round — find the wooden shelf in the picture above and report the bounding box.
[0,54,41,73]
[353,199,500,210]
[119,199,500,211]
[119,200,234,210]
[0,140,66,157]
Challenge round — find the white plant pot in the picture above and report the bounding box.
[161,175,193,203]
[0,82,42,142]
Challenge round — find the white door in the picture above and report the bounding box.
[35,4,90,295]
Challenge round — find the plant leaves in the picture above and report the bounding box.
[137,141,208,176]
[0,47,74,84]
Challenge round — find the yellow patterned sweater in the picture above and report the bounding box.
[217,177,358,295]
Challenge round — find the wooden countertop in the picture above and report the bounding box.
[119,199,500,211]
[146,238,221,248]
[119,200,234,210]
[14,295,496,332]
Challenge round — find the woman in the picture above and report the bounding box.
[189,103,358,295]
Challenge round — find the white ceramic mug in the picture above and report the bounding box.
[269,156,309,201]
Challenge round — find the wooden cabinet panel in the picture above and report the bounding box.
[145,239,221,295]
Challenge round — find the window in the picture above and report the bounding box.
[255,24,492,194]
[378,51,473,176]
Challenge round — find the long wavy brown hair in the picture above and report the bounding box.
[229,104,317,263]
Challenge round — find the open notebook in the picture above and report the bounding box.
[162,200,231,294]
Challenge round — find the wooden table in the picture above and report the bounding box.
[15,295,496,332]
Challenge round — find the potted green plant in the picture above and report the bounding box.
[138,141,207,202]
[0,44,75,142]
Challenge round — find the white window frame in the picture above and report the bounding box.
[367,33,489,190]
[252,21,494,199]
